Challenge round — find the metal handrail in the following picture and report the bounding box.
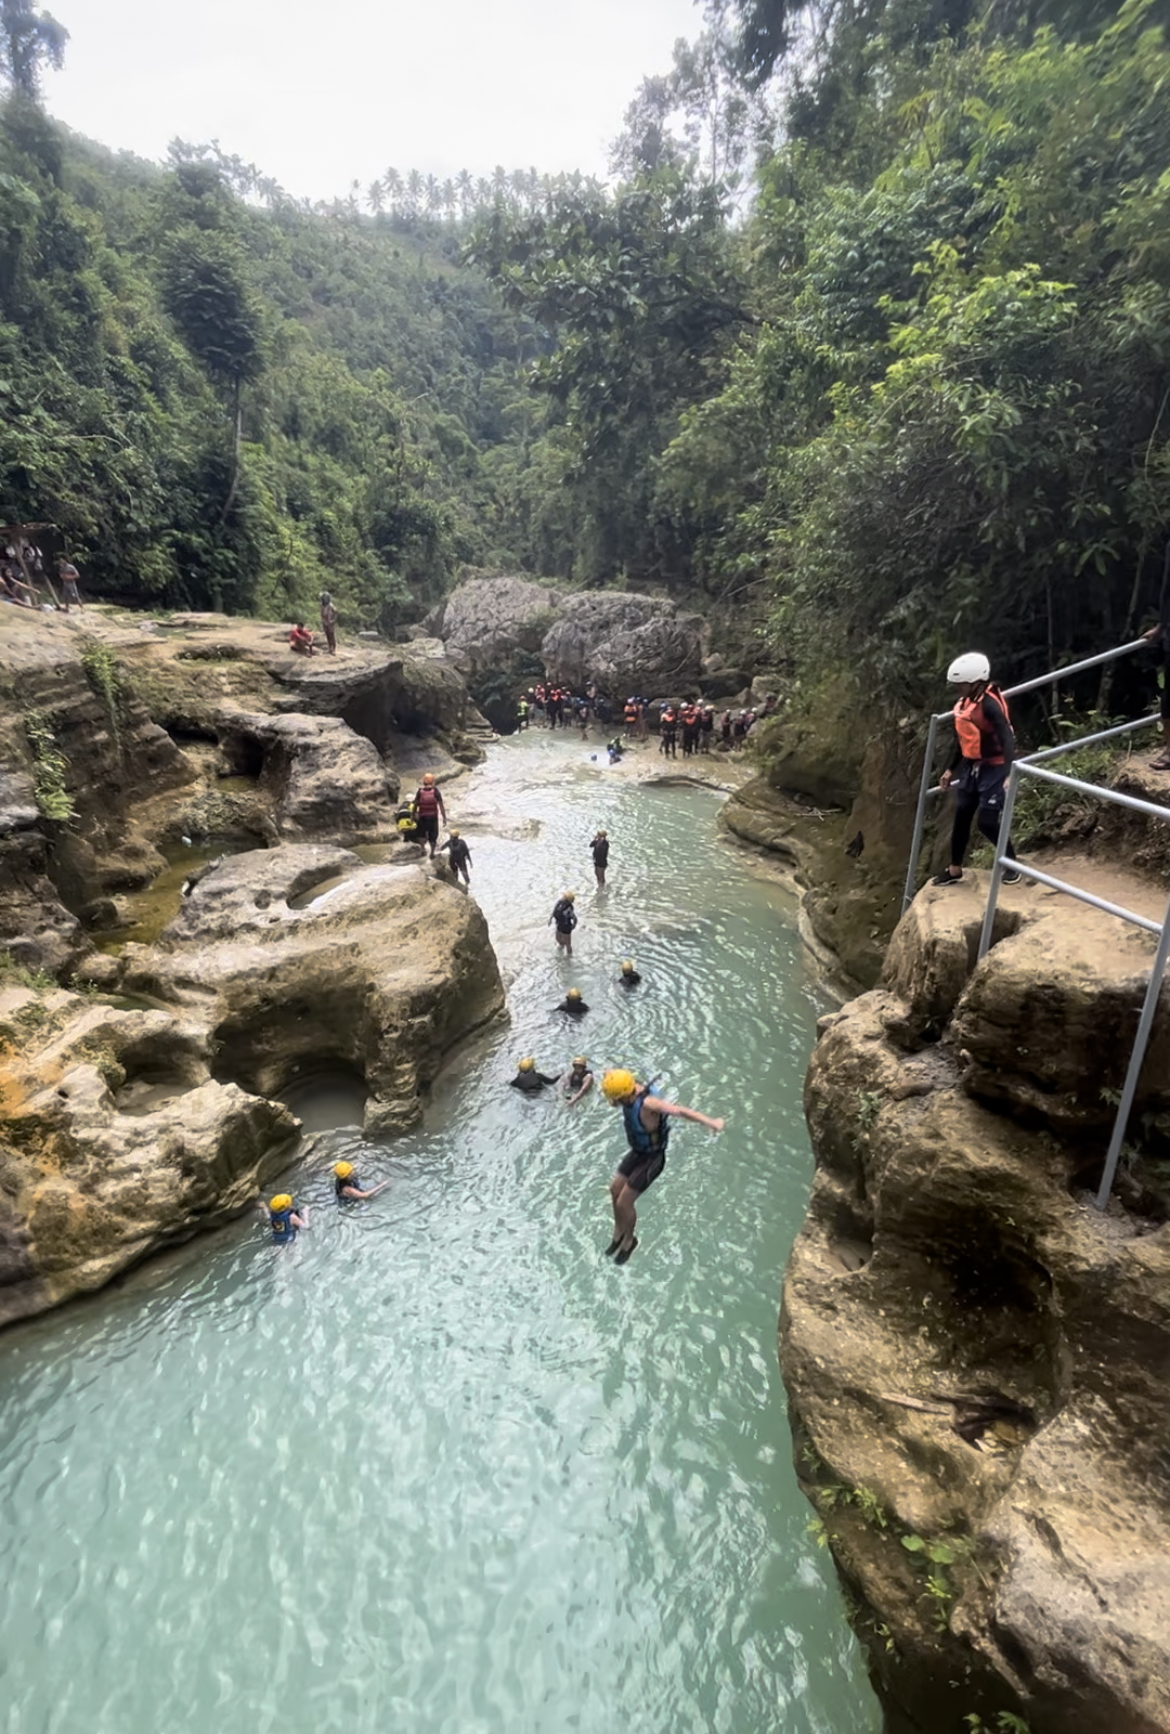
[901,636,1152,912]
[975,758,1170,1210]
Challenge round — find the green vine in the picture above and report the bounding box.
[80,640,125,754]
[23,710,76,821]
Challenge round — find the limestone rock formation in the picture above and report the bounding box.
[217,712,398,843]
[540,593,703,696]
[0,985,299,1328]
[427,575,562,665]
[783,873,1170,1734]
[120,844,506,1136]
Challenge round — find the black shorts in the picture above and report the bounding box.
[416,815,438,843]
[956,761,1009,809]
[616,1149,666,1194]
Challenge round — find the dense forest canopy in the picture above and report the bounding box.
[2,0,1170,701]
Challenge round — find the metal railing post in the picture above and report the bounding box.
[901,711,943,914]
[1095,886,1170,1210]
[977,763,1022,962]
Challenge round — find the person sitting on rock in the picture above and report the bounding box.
[413,773,446,858]
[289,622,315,656]
[439,829,472,885]
[509,1056,558,1092]
[558,1055,594,1106]
[554,987,589,1017]
[269,1193,308,1244]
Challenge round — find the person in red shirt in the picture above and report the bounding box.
[289,622,315,655]
[413,773,446,858]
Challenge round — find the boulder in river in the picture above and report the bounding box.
[0,987,298,1328]
[541,593,704,697]
[120,844,506,1137]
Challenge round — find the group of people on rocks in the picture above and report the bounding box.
[1,541,84,612]
[288,592,338,656]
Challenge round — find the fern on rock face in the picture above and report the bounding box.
[79,641,124,755]
[23,709,75,820]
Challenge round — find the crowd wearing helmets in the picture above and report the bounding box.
[519,683,776,751]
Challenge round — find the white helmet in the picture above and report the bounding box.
[947,651,990,685]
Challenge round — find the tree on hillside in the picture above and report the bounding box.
[0,0,67,100]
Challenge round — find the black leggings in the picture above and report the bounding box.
[950,784,1017,869]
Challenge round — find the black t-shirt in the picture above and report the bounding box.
[618,971,642,987]
[591,838,609,866]
[446,838,470,866]
[558,1000,590,1016]
[552,899,577,933]
[510,1071,555,1091]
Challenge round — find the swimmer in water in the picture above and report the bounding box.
[558,1055,594,1106]
[268,1193,309,1245]
[555,987,590,1017]
[617,959,641,988]
[600,1070,725,1265]
[509,1057,559,1093]
[333,1161,391,1202]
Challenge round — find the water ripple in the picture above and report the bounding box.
[0,736,877,1734]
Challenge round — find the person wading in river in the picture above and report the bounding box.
[549,889,578,956]
[558,1056,594,1106]
[600,1070,725,1266]
[590,829,609,888]
[932,652,1021,888]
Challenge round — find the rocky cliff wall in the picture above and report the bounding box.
[782,872,1170,1734]
[0,610,488,974]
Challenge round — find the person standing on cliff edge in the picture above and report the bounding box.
[932,652,1021,887]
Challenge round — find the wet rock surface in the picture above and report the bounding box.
[784,881,1170,1734]
[0,985,298,1328]
[119,845,506,1136]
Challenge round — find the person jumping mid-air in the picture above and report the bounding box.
[600,1069,724,1265]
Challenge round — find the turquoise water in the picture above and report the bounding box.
[0,733,880,1734]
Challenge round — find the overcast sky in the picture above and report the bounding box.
[41,0,703,199]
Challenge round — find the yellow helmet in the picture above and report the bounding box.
[518,1056,535,1072]
[333,1162,354,1179]
[566,987,582,1002]
[449,829,460,839]
[621,959,635,973]
[562,889,576,901]
[423,772,435,785]
[270,1193,293,1211]
[602,1069,637,1103]
[572,1055,588,1069]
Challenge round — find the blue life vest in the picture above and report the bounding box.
[270,1206,298,1244]
[335,1174,361,1199]
[622,1087,669,1160]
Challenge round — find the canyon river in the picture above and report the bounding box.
[0,731,880,1734]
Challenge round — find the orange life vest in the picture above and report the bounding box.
[624,702,638,725]
[954,684,1012,763]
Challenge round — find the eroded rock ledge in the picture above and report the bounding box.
[0,846,506,1326]
[782,874,1170,1734]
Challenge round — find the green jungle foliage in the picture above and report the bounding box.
[4,0,1170,711]
[0,100,551,624]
